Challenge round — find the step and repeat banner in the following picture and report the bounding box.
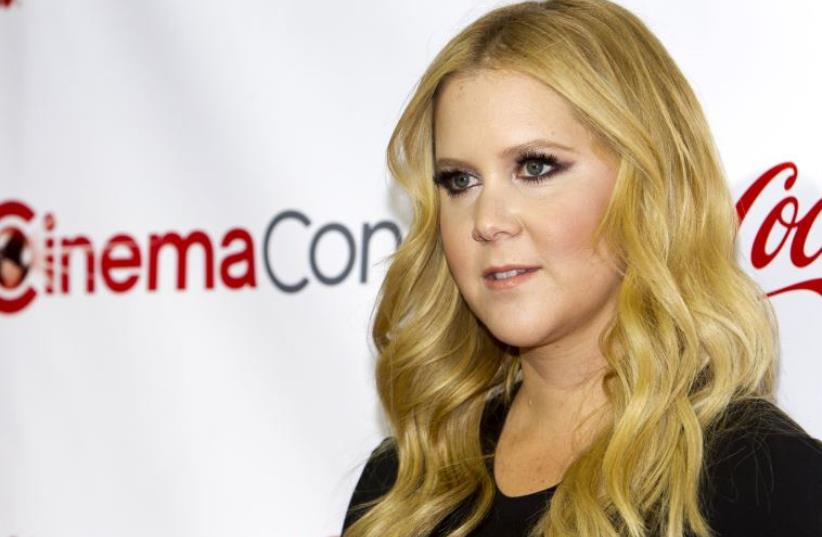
[1,1,819,536]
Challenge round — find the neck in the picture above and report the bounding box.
[510,341,613,443]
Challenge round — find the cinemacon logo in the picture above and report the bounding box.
[0,200,402,314]
[0,161,819,315]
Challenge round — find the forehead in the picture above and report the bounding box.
[433,69,592,155]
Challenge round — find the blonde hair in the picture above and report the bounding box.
[344,1,779,536]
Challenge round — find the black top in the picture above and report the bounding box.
[342,381,822,536]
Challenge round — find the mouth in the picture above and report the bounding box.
[482,266,540,290]
[482,266,541,281]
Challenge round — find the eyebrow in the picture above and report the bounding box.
[435,138,576,171]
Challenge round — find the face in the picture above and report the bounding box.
[433,69,623,351]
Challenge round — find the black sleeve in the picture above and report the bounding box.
[703,403,822,536]
[341,437,399,535]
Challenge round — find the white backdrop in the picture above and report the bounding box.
[0,1,819,536]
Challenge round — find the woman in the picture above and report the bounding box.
[341,1,822,536]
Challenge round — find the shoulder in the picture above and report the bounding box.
[341,437,398,533]
[702,399,822,536]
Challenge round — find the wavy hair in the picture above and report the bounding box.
[343,1,779,536]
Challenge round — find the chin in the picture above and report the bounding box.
[481,319,552,349]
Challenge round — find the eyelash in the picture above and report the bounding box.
[432,150,565,198]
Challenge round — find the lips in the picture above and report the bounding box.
[482,264,541,280]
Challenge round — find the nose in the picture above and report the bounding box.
[471,181,522,243]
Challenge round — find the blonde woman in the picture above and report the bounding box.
[341,1,822,536]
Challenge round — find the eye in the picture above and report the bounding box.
[516,151,563,183]
[432,170,480,198]
[432,150,566,198]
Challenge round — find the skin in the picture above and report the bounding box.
[433,69,622,492]
[0,258,24,288]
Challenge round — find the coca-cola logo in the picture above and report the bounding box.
[736,162,820,296]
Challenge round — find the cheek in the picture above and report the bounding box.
[530,188,612,267]
[438,211,474,282]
